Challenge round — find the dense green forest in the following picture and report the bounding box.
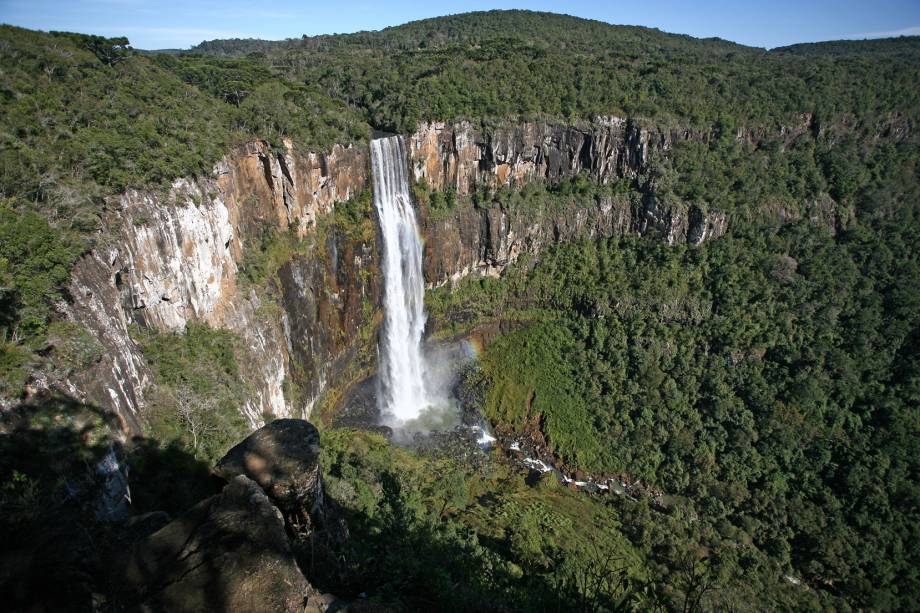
[192,11,919,133]
[2,12,918,206]
[313,426,832,611]
[1,9,918,612]
[426,138,920,608]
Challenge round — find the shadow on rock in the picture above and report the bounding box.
[0,395,218,611]
[119,475,309,612]
[213,419,354,598]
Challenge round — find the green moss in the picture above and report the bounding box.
[331,189,376,242]
[482,322,602,471]
[238,224,315,289]
[0,340,32,398]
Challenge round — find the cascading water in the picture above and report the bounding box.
[371,136,429,424]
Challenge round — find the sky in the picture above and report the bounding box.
[1,0,918,50]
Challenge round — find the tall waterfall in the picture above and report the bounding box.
[371,136,429,423]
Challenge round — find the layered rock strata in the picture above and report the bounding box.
[409,119,729,285]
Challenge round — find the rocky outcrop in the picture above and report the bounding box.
[410,119,730,285]
[420,193,731,286]
[215,419,350,546]
[217,139,366,241]
[65,252,151,430]
[122,475,310,613]
[215,419,324,524]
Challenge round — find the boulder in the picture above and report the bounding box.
[122,475,309,612]
[215,419,324,525]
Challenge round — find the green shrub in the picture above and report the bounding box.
[0,340,32,398]
[44,322,103,378]
[0,204,83,338]
[136,323,251,463]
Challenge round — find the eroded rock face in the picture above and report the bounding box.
[65,252,151,429]
[408,119,732,285]
[63,119,741,430]
[278,234,380,415]
[410,117,689,196]
[122,475,309,613]
[68,140,373,427]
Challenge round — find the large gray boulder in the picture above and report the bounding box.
[122,475,309,612]
[215,419,326,528]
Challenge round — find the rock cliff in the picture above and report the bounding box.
[65,117,809,429]
[68,139,374,428]
[410,117,657,196]
[409,118,729,285]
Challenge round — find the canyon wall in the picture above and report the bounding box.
[64,117,748,429]
[67,139,375,428]
[408,118,729,286]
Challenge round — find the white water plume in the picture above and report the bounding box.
[371,136,431,425]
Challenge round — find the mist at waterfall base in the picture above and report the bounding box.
[370,136,479,442]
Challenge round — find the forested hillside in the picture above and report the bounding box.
[1,10,918,612]
[193,10,919,133]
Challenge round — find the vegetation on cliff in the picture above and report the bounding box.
[0,26,367,206]
[134,323,252,464]
[3,12,916,212]
[0,201,89,397]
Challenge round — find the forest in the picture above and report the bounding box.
[0,10,918,612]
[419,118,919,608]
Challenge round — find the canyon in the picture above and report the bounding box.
[2,17,916,610]
[62,116,837,431]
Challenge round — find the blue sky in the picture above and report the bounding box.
[1,0,919,50]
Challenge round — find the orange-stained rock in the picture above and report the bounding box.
[68,117,751,432]
[68,140,374,428]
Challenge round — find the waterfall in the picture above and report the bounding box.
[371,135,429,424]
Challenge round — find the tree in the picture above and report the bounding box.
[173,385,219,454]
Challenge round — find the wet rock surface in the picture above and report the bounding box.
[121,475,310,613]
[332,343,494,471]
[334,374,490,466]
[408,426,492,473]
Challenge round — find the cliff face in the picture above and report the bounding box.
[408,119,729,285]
[68,139,374,427]
[277,233,380,415]
[410,117,655,195]
[64,118,751,429]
